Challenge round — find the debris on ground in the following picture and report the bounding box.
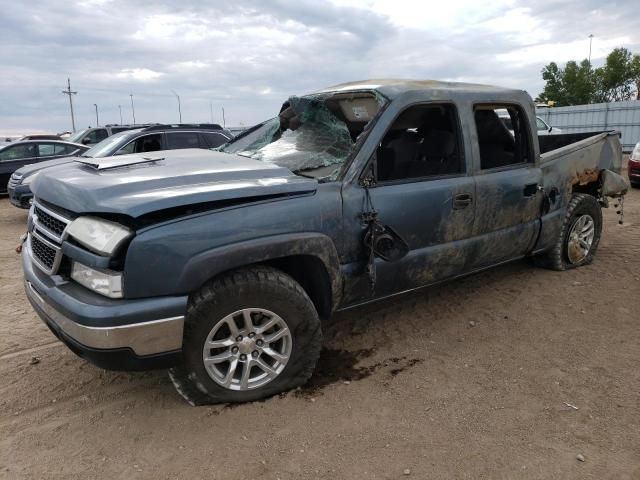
[576,454,585,462]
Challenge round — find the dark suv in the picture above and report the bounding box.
[8,124,233,208]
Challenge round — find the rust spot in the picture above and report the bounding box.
[571,168,599,186]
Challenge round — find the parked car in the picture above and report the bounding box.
[1,140,88,198]
[628,141,640,188]
[65,124,158,146]
[21,80,627,405]
[19,134,63,141]
[8,124,233,208]
[500,112,562,135]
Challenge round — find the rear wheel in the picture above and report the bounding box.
[169,266,322,405]
[534,193,602,271]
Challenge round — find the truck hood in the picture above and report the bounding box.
[31,149,318,218]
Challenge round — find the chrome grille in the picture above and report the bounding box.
[28,200,71,275]
[34,205,67,237]
[31,234,57,270]
[8,173,21,189]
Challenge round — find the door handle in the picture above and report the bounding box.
[523,183,539,197]
[453,193,473,210]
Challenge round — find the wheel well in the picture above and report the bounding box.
[265,255,333,320]
[572,180,600,197]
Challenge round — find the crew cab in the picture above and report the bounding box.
[21,80,628,405]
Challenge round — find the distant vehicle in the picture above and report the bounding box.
[1,140,88,199]
[8,124,233,208]
[629,142,640,188]
[65,124,158,146]
[19,134,63,141]
[499,112,562,135]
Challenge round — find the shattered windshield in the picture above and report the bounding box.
[219,96,358,179]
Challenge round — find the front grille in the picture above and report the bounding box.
[31,234,57,271]
[630,167,640,176]
[34,205,67,238]
[8,176,20,189]
[28,200,71,275]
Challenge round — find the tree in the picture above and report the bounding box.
[537,47,639,105]
[593,48,636,102]
[631,54,640,100]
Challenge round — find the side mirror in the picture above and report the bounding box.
[364,222,409,262]
[548,126,553,133]
[82,138,91,145]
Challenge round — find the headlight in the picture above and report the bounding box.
[71,261,123,298]
[66,216,132,256]
[632,143,640,161]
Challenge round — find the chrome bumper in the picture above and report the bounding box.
[26,281,184,356]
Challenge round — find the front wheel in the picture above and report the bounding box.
[169,266,322,405]
[534,193,602,271]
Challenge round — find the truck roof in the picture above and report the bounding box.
[317,78,527,100]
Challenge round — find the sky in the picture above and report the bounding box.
[0,0,639,135]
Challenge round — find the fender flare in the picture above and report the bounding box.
[175,232,343,308]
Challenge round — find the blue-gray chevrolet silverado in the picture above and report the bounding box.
[21,80,628,405]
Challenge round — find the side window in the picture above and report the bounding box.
[62,144,79,154]
[91,129,109,143]
[536,117,548,131]
[166,132,201,149]
[37,143,56,156]
[120,134,163,154]
[201,132,229,148]
[0,144,37,161]
[376,104,463,182]
[474,105,531,170]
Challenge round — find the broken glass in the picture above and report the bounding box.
[220,95,355,178]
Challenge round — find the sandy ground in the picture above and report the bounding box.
[0,182,639,480]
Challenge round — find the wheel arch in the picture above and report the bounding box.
[176,233,342,318]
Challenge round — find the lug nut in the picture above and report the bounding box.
[248,332,255,338]
[252,350,259,358]
[236,335,243,342]
[231,346,239,354]
[256,339,264,347]
[240,354,247,361]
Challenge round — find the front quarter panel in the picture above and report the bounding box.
[123,183,343,301]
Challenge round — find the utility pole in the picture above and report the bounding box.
[171,90,182,123]
[130,94,136,124]
[221,107,226,128]
[62,78,77,132]
[93,104,99,126]
[588,34,594,67]
[118,105,123,124]
[209,101,214,123]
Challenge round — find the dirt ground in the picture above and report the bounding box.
[0,180,639,480]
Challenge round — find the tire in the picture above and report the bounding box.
[169,266,322,405]
[534,193,602,271]
[631,182,640,189]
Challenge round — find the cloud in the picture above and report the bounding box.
[0,0,638,133]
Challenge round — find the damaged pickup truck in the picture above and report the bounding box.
[21,80,628,405]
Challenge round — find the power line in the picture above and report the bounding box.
[61,78,77,132]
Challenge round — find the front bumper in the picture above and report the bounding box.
[8,183,33,209]
[22,238,188,370]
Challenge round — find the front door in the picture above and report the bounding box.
[0,143,38,191]
[340,102,476,303]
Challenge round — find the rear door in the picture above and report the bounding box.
[166,131,202,150]
[469,104,543,268]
